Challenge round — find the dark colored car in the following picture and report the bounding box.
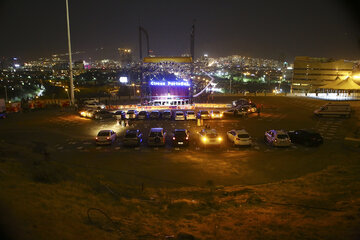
[172,129,190,146]
[113,110,125,120]
[137,111,149,120]
[149,111,161,120]
[287,129,323,147]
[94,110,113,120]
[162,110,172,120]
[123,129,143,147]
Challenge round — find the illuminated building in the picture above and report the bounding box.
[291,56,354,93]
[118,48,132,67]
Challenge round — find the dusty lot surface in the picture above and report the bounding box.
[0,96,360,239]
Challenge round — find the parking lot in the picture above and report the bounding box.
[1,96,356,188]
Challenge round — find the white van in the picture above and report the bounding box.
[314,103,351,118]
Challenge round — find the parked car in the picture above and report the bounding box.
[264,130,291,147]
[125,110,138,119]
[186,110,196,120]
[210,110,223,119]
[94,110,113,120]
[197,110,210,119]
[172,129,190,146]
[198,128,222,146]
[123,129,143,147]
[287,129,323,147]
[223,108,248,118]
[113,110,125,120]
[137,110,149,120]
[149,110,161,120]
[175,111,185,120]
[227,129,252,146]
[148,128,166,146]
[86,109,96,118]
[95,130,116,145]
[85,102,105,109]
[162,110,172,120]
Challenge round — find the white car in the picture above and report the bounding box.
[95,130,117,145]
[126,110,138,119]
[264,130,291,147]
[186,111,196,120]
[175,111,185,120]
[210,110,223,119]
[85,103,105,109]
[198,129,223,146]
[227,129,252,146]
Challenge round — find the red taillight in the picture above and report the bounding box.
[95,137,98,141]
[186,136,189,140]
[173,137,176,140]
[236,138,240,140]
[106,137,110,140]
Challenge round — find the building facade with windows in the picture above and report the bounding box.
[291,56,354,92]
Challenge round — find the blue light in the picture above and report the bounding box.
[150,81,190,87]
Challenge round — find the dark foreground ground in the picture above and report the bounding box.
[0,96,360,240]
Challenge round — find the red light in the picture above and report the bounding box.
[173,137,176,140]
[95,137,98,140]
[106,137,110,140]
[186,136,189,140]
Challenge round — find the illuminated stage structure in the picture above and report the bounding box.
[140,56,194,106]
[138,23,195,106]
[148,79,191,106]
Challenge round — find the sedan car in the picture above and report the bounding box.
[94,110,113,120]
[125,110,138,119]
[287,129,323,147]
[210,110,223,119]
[264,130,291,147]
[137,110,149,120]
[198,128,222,146]
[172,129,190,146]
[123,129,143,147]
[113,110,125,120]
[162,110,172,120]
[227,129,252,146]
[186,111,196,120]
[175,111,185,121]
[197,110,210,119]
[149,110,161,120]
[95,130,116,145]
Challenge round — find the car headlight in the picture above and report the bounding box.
[218,137,222,141]
[202,137,207,142]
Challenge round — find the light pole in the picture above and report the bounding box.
[65,0,74,106]
[4,86,8,103]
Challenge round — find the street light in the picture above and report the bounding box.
[4,86,8,103]
[65,0,74,106]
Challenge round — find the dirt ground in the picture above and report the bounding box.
[1,96,360,239]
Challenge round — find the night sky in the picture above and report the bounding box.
[0,0,359,62]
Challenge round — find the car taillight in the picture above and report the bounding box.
[95,137,98,140]
[186,136,189,140]
[173,137,176,140]
[236,138,240,140]
[106,137,110,140]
